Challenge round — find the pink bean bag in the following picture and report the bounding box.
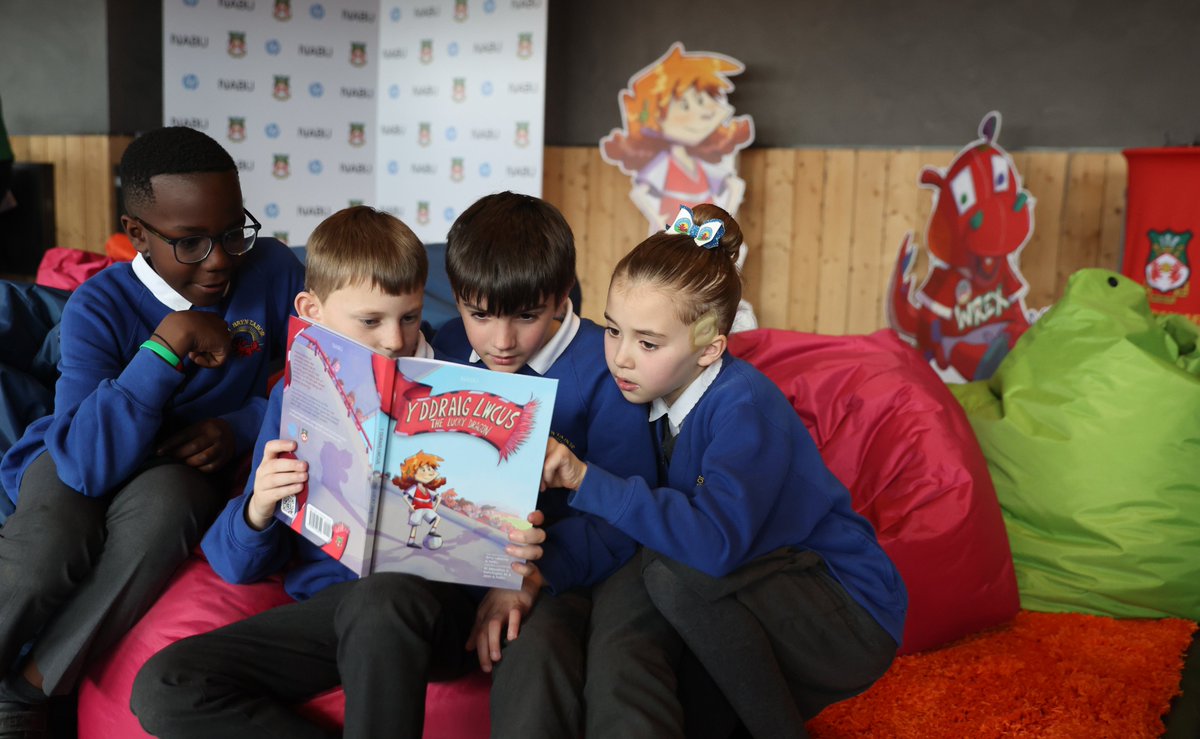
[76,556,493,739]
[727,328,1019,654]
[78,328,1017,736]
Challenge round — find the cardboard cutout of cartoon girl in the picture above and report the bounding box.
[888,111,1041,383]
[601,42,757,330]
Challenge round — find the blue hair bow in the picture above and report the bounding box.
[665,206,725,249]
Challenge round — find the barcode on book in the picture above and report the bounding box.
[280,494,297,519]
[304,504,334,544]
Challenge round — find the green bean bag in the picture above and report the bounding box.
[951,268,1200,620]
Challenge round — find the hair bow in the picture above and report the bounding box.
[665,206,725,249]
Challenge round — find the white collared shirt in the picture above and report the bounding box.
[649,357,724,437]
[132,253,194,311]
[468,298,580,376]
[413,331,435,359]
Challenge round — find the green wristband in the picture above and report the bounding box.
[141,339,182,370]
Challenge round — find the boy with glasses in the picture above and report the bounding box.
[0,126,303,738]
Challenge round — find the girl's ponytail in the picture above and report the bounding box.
[612,203,744,336]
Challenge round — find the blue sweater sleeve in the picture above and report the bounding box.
[201,383,294,583]
[569,398,796,579]
[42,288,188,496]
[537,348,653,593]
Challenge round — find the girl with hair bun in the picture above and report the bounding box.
[542,203,908,736]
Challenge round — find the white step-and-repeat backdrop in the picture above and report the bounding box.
[163,0,546,246]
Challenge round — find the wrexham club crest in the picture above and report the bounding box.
[228,32,247,58]
[452,78,466,103]
[273,154,290,179]
[515,122,529,148]
[420,40,433,65]
[1145,230,1192,296]
[274,0,292,21]
[350,42,367,68]
[349,123,366,147]
[273,76,291,101]
[517,33,533,59]
[418,122,432,147]
[273,231,289,244]
[455,0,468,21]
[349,199,364,208]
[450,158,464,182]
[228,117,246,143]
[417,201,431,225]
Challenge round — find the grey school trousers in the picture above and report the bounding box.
[0,451,225,695]
[489,554,688,739]
[642,549,899,739]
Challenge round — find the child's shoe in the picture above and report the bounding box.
[0,701,46,739]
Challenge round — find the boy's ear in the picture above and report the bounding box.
[294,291,323,320]
[552,290,571,320]
[697,334,727,368]
[121,215,150,256]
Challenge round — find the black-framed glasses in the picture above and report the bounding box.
[134,209,261,264]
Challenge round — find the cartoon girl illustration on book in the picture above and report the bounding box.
[397,451,447,550]
[600,42,759,331]
[600,42,754,234]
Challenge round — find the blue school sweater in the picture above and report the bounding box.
[570,356,908,645]
[434,317,657,594]
[0,239,304,503]
[203,382,359,601]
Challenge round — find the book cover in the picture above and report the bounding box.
[276,316,557,589]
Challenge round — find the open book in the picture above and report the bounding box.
[275,316,557,589]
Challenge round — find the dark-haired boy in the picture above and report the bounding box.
[0,126,304,735]
[432,191,674,737]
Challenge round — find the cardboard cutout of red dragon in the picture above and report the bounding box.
[889,111,1041,382]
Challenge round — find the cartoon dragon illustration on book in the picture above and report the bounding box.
[888,111,1041,382]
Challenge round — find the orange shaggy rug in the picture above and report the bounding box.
[808,610,1196,738]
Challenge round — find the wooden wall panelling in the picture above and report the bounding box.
[1098,152,1128,274]
[756,149,797,332]
[10,135,122,255]
[845,150,889,334]
[879,150,925,331]
[1014,151,1069,311]
[1056,152,1109,291]
[788,150,826,333]
[814,149,856,335]
[735,149,768,328]
[556,148,595,318]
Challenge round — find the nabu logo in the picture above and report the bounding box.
[515,121,529,147]
[517,32,533,59]
[350,42,367,67]
[450,158,464,182]
[348,122,366,147]
[272,154,290,179]
[273,0,291,21]
[272,75,290,100]
[227,117,246,142]
[228,31,247,57]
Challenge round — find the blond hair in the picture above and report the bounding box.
[305,206,428,299]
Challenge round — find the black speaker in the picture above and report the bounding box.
[0,162,56,276]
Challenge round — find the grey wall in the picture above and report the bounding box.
[4,0,1200,149]
[0,0,110,135]
[547,0,1200,149]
